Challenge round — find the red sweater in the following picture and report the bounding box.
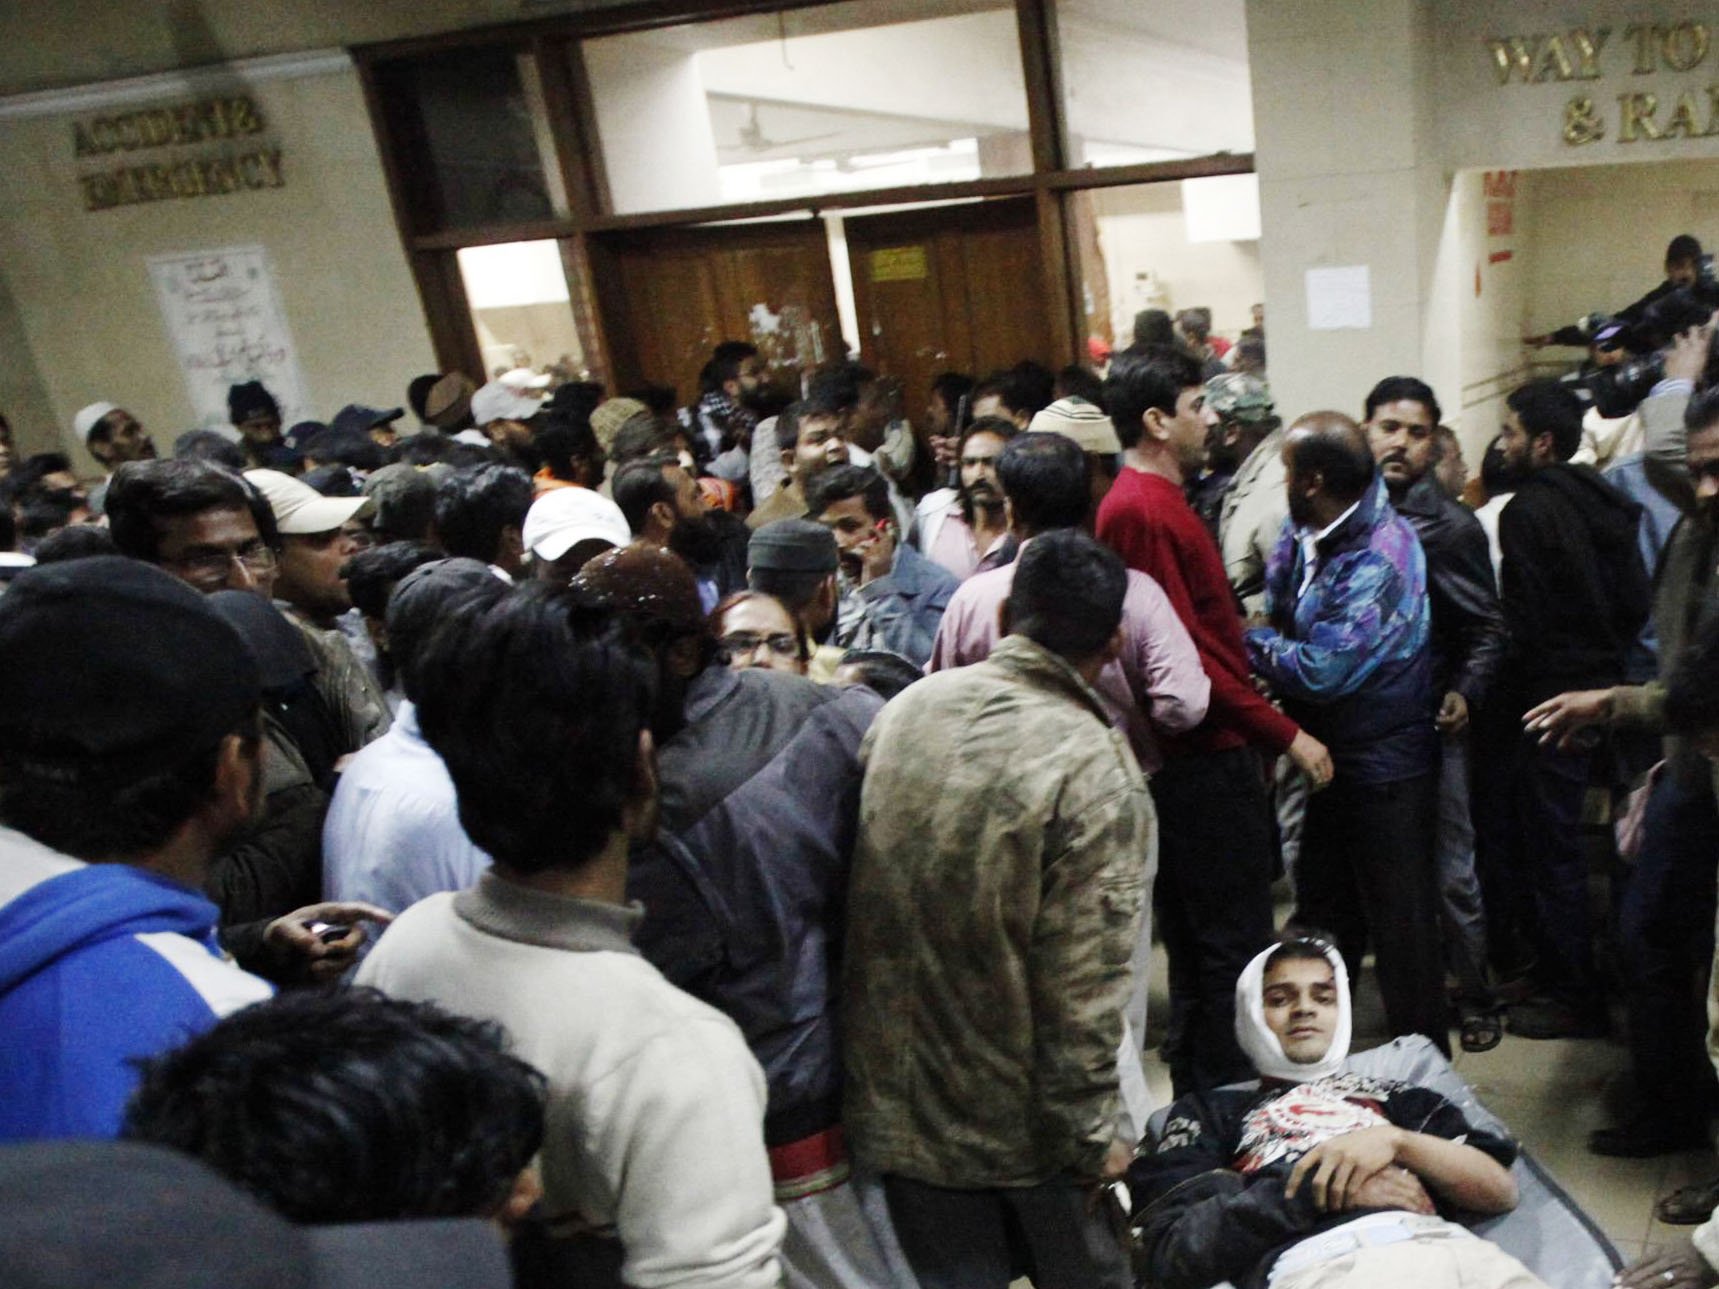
[1096,467,1299,757]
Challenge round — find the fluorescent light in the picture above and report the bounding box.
[457,241,571,309]
[1181,172,1260,243]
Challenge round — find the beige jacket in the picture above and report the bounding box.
[1219,427,1288,614]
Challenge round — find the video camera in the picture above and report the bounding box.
[1569,255,1719,418]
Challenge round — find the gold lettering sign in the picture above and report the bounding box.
[1485,24,1719,147]
[70,95,283,211]
[871,246,928,283]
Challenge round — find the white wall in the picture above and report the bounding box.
[1088,183,1262,342]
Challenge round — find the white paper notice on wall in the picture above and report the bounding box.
[147,245,309,432]
[1305,265,1372,331]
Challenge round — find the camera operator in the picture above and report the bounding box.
[1526,235,1704,350]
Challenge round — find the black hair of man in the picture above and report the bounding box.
[1668,234,1703,266]
[804,462,890,524]
[17,494,85,548]
[301,426,385,472]
[1506,379,1585,462]
[710,340,759,388]
[611,455,679,536]
[772,402,805,454]
[610,413,678,468]
[32,525,117,564]
[300,464,361,497]
[106,459,259,563]
[837,649,921,701]
[412,582,655,873]
[387,559,509,706]
[807,363,873,417]
[1363,375,1443,426]
[1666,611,1719,736]
[931,372,976,426]
[7,452,76,499]
[444,441,501,471]
[397,431,453,467]
[624,383,679,417]
[1685,384,1719,435]
[1103,343,1205,449]
[996,432,1089,534]
[122,987,545,1224]
[961,415,1021,455]
[1479,437,1514,496]
[0,499,13,553]
[534,414,602,483]
[432,463,532,565]
[343,541,442,623]
[972,366,1046,423]
[171,430,247,471]
[1055,363,1106,409]
[1264,929,1341,974]
[1132,308,1176,348]
[1286,411,1377,504]
[1005,528,1125,660]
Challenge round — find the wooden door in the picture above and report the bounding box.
[589,220,840,406]
[845,198,1054,423]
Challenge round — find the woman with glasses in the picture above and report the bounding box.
[710,590,807,677]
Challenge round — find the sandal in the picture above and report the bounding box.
[1459,1010,1504,1054]
[1656,1177,1719,1226]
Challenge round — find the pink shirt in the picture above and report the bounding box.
[926,503,1011,582]
[927,543,1211,773]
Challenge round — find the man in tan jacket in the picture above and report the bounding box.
[843,529,1151,1289]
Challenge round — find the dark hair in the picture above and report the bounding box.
[961,415,1020,454]
[609,414,677,468]
[624,383,679,417]
[299,464,361,497]
[1285,412,1376,503]
[343,541,442,621]
[445,441,501,471]
[772,402,804,454]
[972,362,1054,421]
[32,525,117,564]
[398,431,453,467]
[837,648,920,701]
[172,430,247,471]
[930,372,976,427]
[1055,364,1106,409]
[1667,612,1719,737]
[105,460,255,563]
[0,499,13,553]
[122,988,545,1224]
[804,463,890,523]
[1103,344,1205,449]
[806,363,872,416]
[1006,529,1125,659]
[1479,436,1514,495]
[710,340,759,388]
[1176,308,1212,342]
[433,464,532,565]
[17,493,86,547]
[413,584,655,873]
[0,710,259,860]
[1668,234,1703,266]
[996,432,1089,533]
[1685,384,1719,435]
[1132,308,1176,347]
[535,414,603,483]
[611,456,678,535]
[1363,375,1443,426]
[301,427,385,472]
[1506,380,1585,462]
[7,453,76,499]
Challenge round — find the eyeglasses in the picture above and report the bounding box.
[720,630,800,659]
[165,540,277,587]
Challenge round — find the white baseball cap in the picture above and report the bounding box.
[243,469,370,535]
[72,401,120,444]
[523,487,631,562]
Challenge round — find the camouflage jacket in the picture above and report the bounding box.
[841,634,1151,1187]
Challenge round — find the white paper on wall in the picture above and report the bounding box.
[147,245,310,433]
[1305,265,1372,331]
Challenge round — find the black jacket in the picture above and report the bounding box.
[1392,476,1507,709]
[1498,463,1650,710]
[1128,1072,1517,1289]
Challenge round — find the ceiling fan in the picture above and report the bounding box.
[729,101,844,155]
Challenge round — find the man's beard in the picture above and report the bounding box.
[1489,454,1532,493]
[961,483,1002,519]
[668,514,724,568]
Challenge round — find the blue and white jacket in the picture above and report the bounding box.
[0,826,271,1140]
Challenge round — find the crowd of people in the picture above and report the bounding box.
[1,289,1718,1289]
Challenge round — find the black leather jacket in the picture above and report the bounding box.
[1392,476,1508,710]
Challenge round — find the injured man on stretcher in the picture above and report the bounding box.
[1127,935,1549,1289]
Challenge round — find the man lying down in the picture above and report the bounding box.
[1128,934,1547,1289]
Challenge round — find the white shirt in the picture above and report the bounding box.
[321,701,491,914]
[1295,499,1361,599]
